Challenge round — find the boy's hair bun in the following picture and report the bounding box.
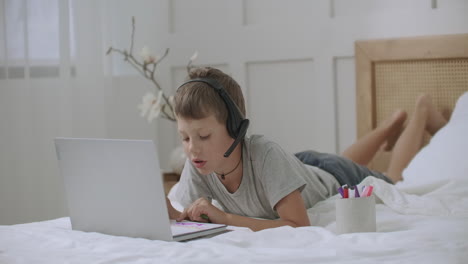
[188,67,211,79]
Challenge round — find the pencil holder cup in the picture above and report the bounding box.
[335,195,376,234]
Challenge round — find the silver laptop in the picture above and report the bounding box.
[54,137,227,241]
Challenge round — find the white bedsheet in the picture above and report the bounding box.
[1,176,468,264]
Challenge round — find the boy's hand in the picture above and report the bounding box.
[176,197,227,224]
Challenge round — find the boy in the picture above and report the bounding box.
[165,67,447,231]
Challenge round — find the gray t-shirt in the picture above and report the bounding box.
[175,135,340,219]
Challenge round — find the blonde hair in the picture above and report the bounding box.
[174,67,246,123]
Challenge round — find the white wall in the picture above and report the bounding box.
[162,0,468,154]
[1,0,467,225]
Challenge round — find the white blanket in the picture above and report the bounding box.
[1,176,468,264]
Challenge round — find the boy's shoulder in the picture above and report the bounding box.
[245,134,284,157]
[246,134,277,147]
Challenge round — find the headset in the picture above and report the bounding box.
[177,78,250,158]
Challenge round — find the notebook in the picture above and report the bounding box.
[54,137,227,241]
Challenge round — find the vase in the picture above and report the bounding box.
[169,145,187,175]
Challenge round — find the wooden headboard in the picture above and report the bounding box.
[355,34,468,172]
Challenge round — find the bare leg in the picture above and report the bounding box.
[426,99,449,136]
[342,110,407,166]
[386,95,447,183]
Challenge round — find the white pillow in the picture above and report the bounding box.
[401,92,468,187]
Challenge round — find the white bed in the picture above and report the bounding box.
[1,91,467,263]
[1,32,468,263]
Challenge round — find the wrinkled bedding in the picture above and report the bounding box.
[1,176,467,264]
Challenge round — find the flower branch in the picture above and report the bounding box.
[106,17,197,123]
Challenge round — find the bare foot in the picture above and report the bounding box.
[441,108,452,122]
[416,94,447,135]
[381,110,408,151]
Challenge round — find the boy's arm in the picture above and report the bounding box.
[225,190,310,231]
[166,197,182,219]
[177,190,310,231]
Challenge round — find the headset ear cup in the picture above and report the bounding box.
[227,106,242,139]
[226,114,237,139]
[237,119,250,139]
[223,118,250,158]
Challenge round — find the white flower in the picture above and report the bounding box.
[168,95,175,108]
[147,92,163,122]
[138,91,163,123]
[139,46,157,64]
[138,92,156,118]
[190,51,198,62]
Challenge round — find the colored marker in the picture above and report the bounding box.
[354,186,360,198]
[338,187,344,198]
[361,186,368,197]
[200,214,209,220]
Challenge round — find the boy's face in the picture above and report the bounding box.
[177,114,234,175]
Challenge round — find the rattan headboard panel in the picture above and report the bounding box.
[375,59,468,128]
[355,34,468,172]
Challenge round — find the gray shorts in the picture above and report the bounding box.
[295,150,393,186]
